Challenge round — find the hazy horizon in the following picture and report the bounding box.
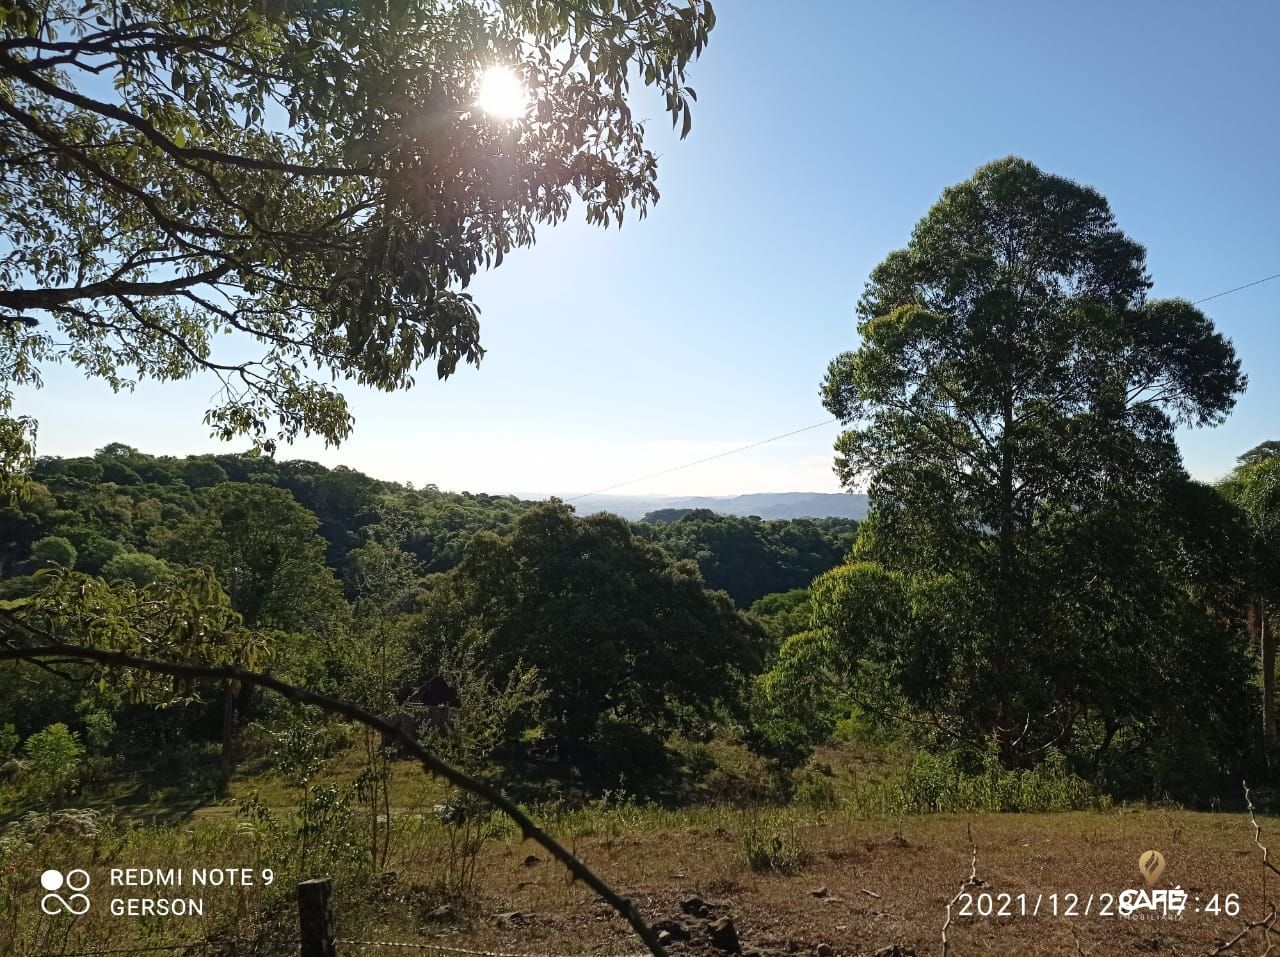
[21,427,1250,499]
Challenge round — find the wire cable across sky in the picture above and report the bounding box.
[569,269,1279,501]
[1192,272,1280,305]
[566,419,838,502]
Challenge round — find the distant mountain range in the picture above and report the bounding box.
[563,491,870,521]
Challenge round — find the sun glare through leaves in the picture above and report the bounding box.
[475,65,528,121]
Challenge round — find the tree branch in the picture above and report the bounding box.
[0,264,234,312]
[941,822,984,957]
[0,48,372,178]
[0,631,668,957]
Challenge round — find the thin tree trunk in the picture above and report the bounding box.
[994,392,1017,764]
[1265,600,1276,749]
[999,393,1016,585]
[1252,599,1276,750]
[220,679,235,782]
[1092,716,1118,778]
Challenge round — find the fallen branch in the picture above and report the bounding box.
[1245,781,1280,879]
[1069,923,1089,956]
[0,632,667,957]
[1208,782,1280,957]
[940,822,984,957]
[1203,906,1276,957]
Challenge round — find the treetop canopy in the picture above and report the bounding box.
[0,0,714,472]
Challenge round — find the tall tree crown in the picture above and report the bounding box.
[823,157,1245,567]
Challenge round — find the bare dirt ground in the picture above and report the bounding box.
[384,811,1280,957]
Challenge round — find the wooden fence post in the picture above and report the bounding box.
[298,878,335,957]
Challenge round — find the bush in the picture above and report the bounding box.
[101,551,172,586]
[239,717,367,882]
[860,747,1096,815]
[793,767,840,808]
[81,711,118,780]
[584,719,672,794]
[0,811,114,954]
[23,723,85,798]
[741,823,810,873]
[30,536,76,569]
[673,735,789,805]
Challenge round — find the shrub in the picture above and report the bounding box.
[793,767,840,808]
[30,536,76,569]
[23,723,85,798]
[860,746,1096,815]
[239,717,366,882]
[101,551,172,586]
[741,823,810,873]
[81,711,119,780]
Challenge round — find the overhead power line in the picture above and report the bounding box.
[568,269,1278,502]
[566,419,838,502]
[1192,271,1280,305]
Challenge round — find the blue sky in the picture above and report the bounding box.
[22,1,1280,497]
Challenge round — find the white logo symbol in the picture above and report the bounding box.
[40,869,91,915]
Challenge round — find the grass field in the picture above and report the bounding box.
[6,744,1280,957]
[321,803,1280,957]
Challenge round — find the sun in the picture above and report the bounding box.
[475,65,528,121]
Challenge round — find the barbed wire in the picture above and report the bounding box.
[27,935,644,957]
[336,940,648,957]
[28,937,297,957]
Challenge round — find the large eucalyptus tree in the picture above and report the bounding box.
[817,158,1252,779]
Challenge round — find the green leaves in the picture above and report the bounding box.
[636,510,857,607]
[816,158,1253,774]
[153,482,345,632]
[417,502,764,769]
[0,566,272,703]
[0,0,715,458]
[1219,446,1280,597]
[826,157,1245,571]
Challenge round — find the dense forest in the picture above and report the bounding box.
[3,424,1278,811]
[0,445,863,799]
[5,163,1280,819]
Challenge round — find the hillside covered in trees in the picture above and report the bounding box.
[0,445,864,795]
[4,423,1277,811]
[3,446,857,607]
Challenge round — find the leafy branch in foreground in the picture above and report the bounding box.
[0,575,670,957]
[0,0,714,456]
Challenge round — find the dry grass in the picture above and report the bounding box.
[424,808,1280,957]
[9,803,1280,956]
[9,744,1280,957]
